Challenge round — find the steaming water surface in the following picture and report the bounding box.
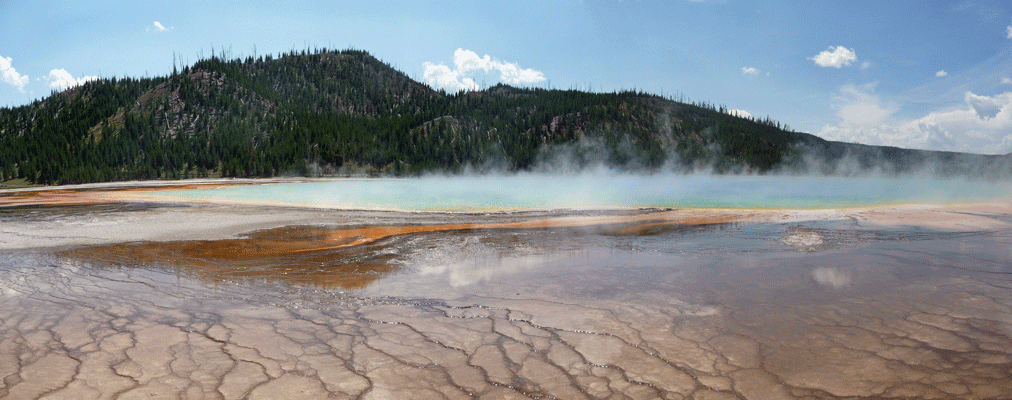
[154,175,1012,210]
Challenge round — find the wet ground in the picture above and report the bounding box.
[1,187,1011,399]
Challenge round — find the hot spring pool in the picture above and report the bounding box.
[4,179,1012,398]
[153,174,1011,211]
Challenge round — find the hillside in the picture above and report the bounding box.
[1,48,1009,185]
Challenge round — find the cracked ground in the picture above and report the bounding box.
[1,198,1011,399]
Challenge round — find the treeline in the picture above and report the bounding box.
[1,48,1005,185]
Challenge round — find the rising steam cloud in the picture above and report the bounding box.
[423,48,546,92]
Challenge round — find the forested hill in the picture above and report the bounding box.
[1,48,1009,185]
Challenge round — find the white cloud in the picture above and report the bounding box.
[861,61,872,70]
[422,62,479,92]
[741,67,758,75]
[1007,22,1012,38]
[966,91,1003,119]
[935,70,948,77]
[832,83,898,128]
[1,55,29,92]
[726,109,752,119]
[811,46,857,68]
[817,84,1012,154]
[423,48,546,92]
[1002,77,1012,84]
[46,69,98,91]
[147,21,173,32]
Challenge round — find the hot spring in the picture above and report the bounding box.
[2,175,1012,399]
[152,174,1012,211]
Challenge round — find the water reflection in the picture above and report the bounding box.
[811,266,852,288]
[60,212,755,291]
[408,236,550,287]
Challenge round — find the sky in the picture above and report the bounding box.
[2,0,1011,154]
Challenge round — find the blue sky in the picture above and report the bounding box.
[2,0,1011,154]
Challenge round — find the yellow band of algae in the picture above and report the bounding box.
[0,182,253,207]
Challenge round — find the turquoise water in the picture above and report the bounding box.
[155,175,1011,211]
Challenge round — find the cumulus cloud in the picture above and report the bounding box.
[935,70,948,77]
[741,67,758,75]
[147,21,173,32]
[423,48,546,92]
[46,69,98,91]
[811,46,857,68]
[817,84,1012,154]
[832,83,898,127]
[1,55,29,92]
[966,91,1003,119]
[726,109,752,119]
[1002,77,1012,84]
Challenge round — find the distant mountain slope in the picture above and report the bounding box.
[0,48,1008,184]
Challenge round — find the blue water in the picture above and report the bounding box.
[154,175,1011,211]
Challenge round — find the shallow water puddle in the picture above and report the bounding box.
[58,212,747,290]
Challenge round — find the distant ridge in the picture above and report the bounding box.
[1,48,1009,184]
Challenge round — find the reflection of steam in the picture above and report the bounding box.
[412,237,547,287]
[812,267,851,289]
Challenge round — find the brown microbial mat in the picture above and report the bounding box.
[2,198,1012,399]
[60,213,744,290]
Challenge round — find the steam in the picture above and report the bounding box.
[164,170,1012,212]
